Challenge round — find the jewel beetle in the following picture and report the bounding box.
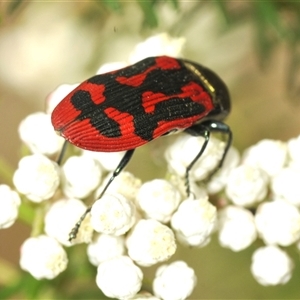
[51,56,232,241]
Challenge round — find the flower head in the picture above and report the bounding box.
[255,199,300,246]
[44,198,93,245]
[87,233,125,266]
[171,196,216,247]
[13,154,60,202]
[225,165,268,206]
[18,112,64,155]
[218,205,257,251]
[0,184,21,229]
[153,261,197,300]
[251,245,294,286]
[126,219,176,267]
[91,193,136,236]
[165,135,225,182]
[136,179,181,223]
[242,139,287,177]
[96,255,143,299]
[62,155,102,199]
[271,167,300,206]
[20,235,68,280]
[129,33,185,63]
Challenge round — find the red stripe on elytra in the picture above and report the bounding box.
[116,73,149,87]
[104,107,137,137]
[51,89,81,131]
[61,117,147,152]
[116,56,181,87]
[142,81,214,114]
[155,56,181,70]
[182,82,214,111]
[52,81,107,131]
[141,91,168,113]
[80,81,106,105]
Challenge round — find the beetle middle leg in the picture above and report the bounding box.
[184,120,232,196]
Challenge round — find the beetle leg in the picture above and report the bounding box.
[204,120,232,172]
[184,124,210,196]
[96,149,135,199]
[69,149,135,241]
[184,120,232,196]
[56,141,68,165]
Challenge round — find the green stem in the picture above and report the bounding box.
[0,156,14,185]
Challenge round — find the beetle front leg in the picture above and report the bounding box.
[56,141,68,165]
[69,149,135,241]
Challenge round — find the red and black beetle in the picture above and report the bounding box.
[51,56,232,240]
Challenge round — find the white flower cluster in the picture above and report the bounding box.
[167,134,300,286]
[2,33,300,299]
[2,34,198,300]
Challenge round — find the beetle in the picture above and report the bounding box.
[51,56,232,241]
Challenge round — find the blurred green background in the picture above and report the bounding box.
[0,1,300,298]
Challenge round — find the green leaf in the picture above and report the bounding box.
[101,0,122,12]
[6,0,24,15]
[136,0,158,28]
[214,0,231,26]
[167,0,179,10]
[254,1,281,64]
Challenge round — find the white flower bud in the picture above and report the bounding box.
[20,235,68,280]
[251,245,294,285]
[218,206,257,251]
[13,154,60,202]
[225,165,268,206]
[271,167,300,206]
[46,83,79,114]
[242,139,287,177]
[87,234,125,266]
[96,255,143,299]
[255,199,300,246]
[82,149,126,172]
[96,171,142,201]
[153,261,197,300]
[0,184,21,228]
[171,197,216,247]
[44,198,93,246]
[126,219,176,267]
[62,156,102,199]
[129,33,185,63]
[18,112,64,156]
[91,193,135,236]
[136,179,181,223]
[207,146,240,194]
[165,135,225,181]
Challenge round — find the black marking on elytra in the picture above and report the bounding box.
[71,57,209,141]
[71,90,122,138]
